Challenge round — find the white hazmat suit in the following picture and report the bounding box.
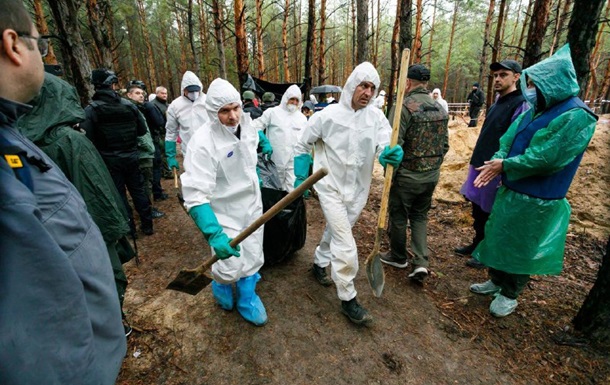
[294,62,391,301]
[432,88,449,113]
[165,71,209,154]
[181,79,264,284]
[374,90,386,109]
[252,84,307,192]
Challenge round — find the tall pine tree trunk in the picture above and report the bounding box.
[486,0,507,107]
[567,0,606,95]
[318,0,326,84]
[478,0,495,86]
[356,0,368,63]
[234,0,249,88]
[187,0,200,72]
[412,0,423,64]
[443,0,459,96]
[522,0,551,68]
[386,0,402,116]
[551,0,574,55]
[86,0,113,69]
[515,0,533,60]
[47,0,94,106]
[34,0,58,64]
[304,0,315,95]
[211,0,227,79]
[136,0,157,88]
[283,0,291,82]
[255,0,265,78]
[198,0,211,85]
[426,0,437,68]
[584,2,610,102]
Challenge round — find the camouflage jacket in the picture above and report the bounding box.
[390,86,449,173]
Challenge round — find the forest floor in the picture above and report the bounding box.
[117,116,610,385]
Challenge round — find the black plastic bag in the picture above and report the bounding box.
[258,155,307,265]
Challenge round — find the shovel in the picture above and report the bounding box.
[167,167,329,295]
[364,48,411,297]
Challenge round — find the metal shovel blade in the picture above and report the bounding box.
[166,267,213,295]
[365,253,385,298]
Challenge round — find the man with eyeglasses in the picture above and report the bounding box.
[0,1,126,383]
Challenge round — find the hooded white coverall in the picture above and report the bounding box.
[181,79,264,284]
[432,88,449,113]
[252,84,307,192]
[165,71,209,155]
[294,62,391,301]
[374,92,386,109]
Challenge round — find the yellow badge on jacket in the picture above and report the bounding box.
[4,154,23,168]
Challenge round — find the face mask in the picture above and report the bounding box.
[223,125,239,134]
[287,104,298,113]
[186,91,199,102]
[524,88,537,106]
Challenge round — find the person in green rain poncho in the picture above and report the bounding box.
[467,45,598,318]
[17,72,135,335]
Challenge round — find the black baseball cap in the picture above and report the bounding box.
[490,60,522,74]
[407,64,431,81]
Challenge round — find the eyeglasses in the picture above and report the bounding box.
[16,32,49,58]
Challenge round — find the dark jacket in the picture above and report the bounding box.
[467,88,485,108]
[470,89,526,167]
[17,73,131,244]
[0,96,126,385]
[243,100,263,120]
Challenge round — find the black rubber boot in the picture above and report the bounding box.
[312,264,333,287]
[341,298,373,326]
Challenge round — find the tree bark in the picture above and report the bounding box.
[478,0,495,86]
[318,0,327,84]
[552,0,574,55]
[136,0,157,88]
[522,0,552,68]
[211,0,227,79]
[356,0,368,63]
[187,0,200,72]
[293,0,302,81]
[85,0,113,69]
[373,0,381,67]
[255,0,265,78]
[515,0,533,60]
[198,0,211,85]
[283,0,291,82]
[386,0,402,116]
[426,0,437,68]
[351,0,357,67]
[34,0,58,64]
[47,0,94,106]
[567,0,606,96]
[234,0,249,88]
[443,0,459,96]
[304,0,315,96]
[412,0,423,64]
[399,0,412,53]
[160,27,176,99]
[486,0,507,107]
[583,2,609,103]
[573,237,610,350]
[508,0,523,58]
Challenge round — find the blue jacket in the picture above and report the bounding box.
[0,97,126,385]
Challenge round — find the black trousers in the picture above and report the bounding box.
[468,105,482,127]
[489,268,530,299]
[103,155,153,232]
[472,202,490,247]
[152,140,164,198]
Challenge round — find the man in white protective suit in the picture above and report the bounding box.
[181,78,273,326]
[374,90,386,110]
[164,70,208,171]
[293,63,404,325]
[252,84,308,192]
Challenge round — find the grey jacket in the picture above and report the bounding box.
[0,97,126,385]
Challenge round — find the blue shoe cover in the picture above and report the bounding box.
[211,281,234,311]
[236,273,268,326]
[490,294,518,317]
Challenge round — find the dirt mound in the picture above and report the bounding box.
[434,115,610,240]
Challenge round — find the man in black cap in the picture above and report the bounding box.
[456,59,528,268]
[380,64,449,284]
[467,82,485,127]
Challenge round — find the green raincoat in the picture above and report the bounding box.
[17,73,133,303]
[473,45,597,275]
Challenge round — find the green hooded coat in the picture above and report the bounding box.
[473,45,597,275]
[17,73,132,302]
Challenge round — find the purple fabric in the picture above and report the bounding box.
[459,165,501,213]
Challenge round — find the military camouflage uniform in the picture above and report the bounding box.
[388,86,449,268]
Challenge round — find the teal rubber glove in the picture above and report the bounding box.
[294,153,313,197]
[256,166,263,188]
[189,204,241,259]
[378,145,404,168]
[165,140,180,170]
[258,130,273,155]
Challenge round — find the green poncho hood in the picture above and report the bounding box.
[520,44,580,108]
[19,72,86,144]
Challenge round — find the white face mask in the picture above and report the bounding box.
[223,125,239,134]
[524,88,537,106]
[286,104,298,113]
[187,91,199,102]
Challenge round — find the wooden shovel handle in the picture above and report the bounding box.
[377,48,411,229]
[173,168,179,189]
[198,167,328,271]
